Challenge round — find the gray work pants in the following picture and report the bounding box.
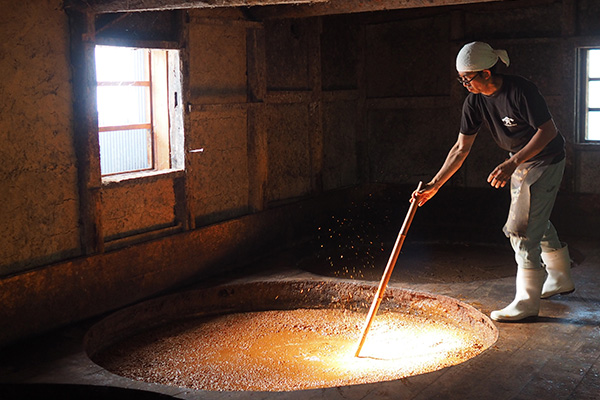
[504,158,565,270]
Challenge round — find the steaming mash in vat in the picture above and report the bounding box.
[86,281,497,391]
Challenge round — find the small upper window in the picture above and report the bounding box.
[578,48,600,142]
[95,45,184,177]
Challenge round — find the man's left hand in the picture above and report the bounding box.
[487,159,518,189]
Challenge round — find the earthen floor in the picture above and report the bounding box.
[1,235,599,400]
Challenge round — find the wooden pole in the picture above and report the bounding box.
[67,9,105,255]
[355,181,423,357]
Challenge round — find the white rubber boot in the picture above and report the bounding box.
[491,268,545,322]
[541,244,575,299]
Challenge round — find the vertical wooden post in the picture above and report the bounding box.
[247,26,267,104]
[355,22,369,184]
[68,9,104,255]
[561,0,577,37]
[179,11,196,230]
[560,0,577,194]
[247,26,269,213]
[308,17,324,195]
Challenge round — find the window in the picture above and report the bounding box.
[95,45,184,176]
[578,48,600,142]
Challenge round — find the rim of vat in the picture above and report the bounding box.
[84,279,498,358]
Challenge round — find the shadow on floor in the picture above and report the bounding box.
[296,240,516,284]
[0,383,175,400]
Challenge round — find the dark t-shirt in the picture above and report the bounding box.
[460,74,565,165]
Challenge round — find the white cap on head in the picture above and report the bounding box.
[456,41,510,72]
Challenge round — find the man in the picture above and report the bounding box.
[413,41,574,322]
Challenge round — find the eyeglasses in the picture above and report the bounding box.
[456,72,481,85]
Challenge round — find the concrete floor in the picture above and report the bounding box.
[0,234,599,400]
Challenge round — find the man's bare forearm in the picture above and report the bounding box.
[429,133,476,189]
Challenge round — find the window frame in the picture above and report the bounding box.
[96,46,153,175]
[94,41,185,181]
[576,47,600,144]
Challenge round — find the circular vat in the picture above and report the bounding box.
[85,280,498,392]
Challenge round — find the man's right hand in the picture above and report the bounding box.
[411,183,438,207]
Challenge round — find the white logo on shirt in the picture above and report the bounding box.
[502,116,517,127]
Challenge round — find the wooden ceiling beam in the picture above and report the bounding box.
[250,0,505,19]
[66,0,505,15]
[65,0,328,14]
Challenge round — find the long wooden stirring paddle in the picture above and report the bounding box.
[355,181,423,357]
